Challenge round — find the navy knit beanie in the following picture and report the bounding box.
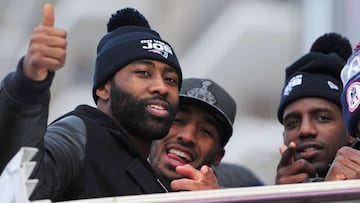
[341,43,360,137]
[92,8,182,103]
[277,33,352,123]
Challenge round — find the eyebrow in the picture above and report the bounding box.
[132,59,175,69]
[178,106,192,115]
[131,60,177,74]
[283,107,335,121]
[283,112,300,122]
[164,66,177,74]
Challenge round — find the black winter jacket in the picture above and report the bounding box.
[0,59,169,201]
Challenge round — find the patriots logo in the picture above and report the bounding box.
[346,81,360,112]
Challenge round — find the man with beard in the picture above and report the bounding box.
[276,32,355,184]
[0,4,181,202]
[149,78,263,190]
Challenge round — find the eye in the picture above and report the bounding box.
[136,70,151,77]
[173,116,185,126]
[199,124,218,138]
[164,74,179,87]
[200,129,213,137]
[315,114,332,123]
[284,118,299,130]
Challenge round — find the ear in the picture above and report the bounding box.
[347,134,358,146]
[212,149,225,167]
[282,131,286,141]
[96,81,111,101]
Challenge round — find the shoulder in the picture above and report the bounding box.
[213,162,264,187]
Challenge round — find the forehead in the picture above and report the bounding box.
[283,97,341,116]
[180,104,222,130]
[179,104,216,119]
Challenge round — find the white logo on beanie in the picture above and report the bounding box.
[327,81,339,90]
[346,81,360,112]
[141,39,173,59]
[341,51,360,85]
[283,74,303,96]
[186,80,216,105]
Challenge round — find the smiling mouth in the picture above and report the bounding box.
[147,104,166,110]
[297,144,323,153]
[146,103,169,117]
[168,148,193,162]
[302,147,318,152]
[297,146,322,159]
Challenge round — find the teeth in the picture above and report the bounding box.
[169,149,192,162]
[148,105,165,110]
[303,147,316,152]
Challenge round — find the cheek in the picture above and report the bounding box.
[199,140,217,155]
[283,131,296,144]
[167,127,180,137]
[168,88,179,104]
[327,132,347,148]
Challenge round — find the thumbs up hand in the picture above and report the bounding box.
[23,3,67,81]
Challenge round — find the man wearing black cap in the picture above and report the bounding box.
[149,78,263,190]
[276,33,355,184]
[0,4,181,201]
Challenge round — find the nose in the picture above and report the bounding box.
[298,117,317,140]
[177,123,197,146]
[149,76,169,96]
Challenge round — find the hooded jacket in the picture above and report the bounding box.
[0,58,169,201]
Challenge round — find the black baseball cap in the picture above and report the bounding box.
[179,78,237,147]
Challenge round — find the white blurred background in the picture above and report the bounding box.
[1,0,360,185]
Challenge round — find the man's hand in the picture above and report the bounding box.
[276,142,317,184]
[170,164,219,191]
[325,146,360,181]
[23,3,67,81]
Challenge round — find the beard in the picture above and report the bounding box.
[110,80,177,140]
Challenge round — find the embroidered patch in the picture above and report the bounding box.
[141,39,173,59]
[185,80,216,104]
[283,74,303,96]
[346,81,360,112]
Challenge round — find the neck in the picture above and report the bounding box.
[128,135,152,157]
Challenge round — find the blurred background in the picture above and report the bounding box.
[1,0,360,185]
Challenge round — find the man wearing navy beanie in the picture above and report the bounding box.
[0,5,182,201]
[276,33,355,184]
[341,44,360,137]
[324,43,360,181]
[93,8,182,103]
